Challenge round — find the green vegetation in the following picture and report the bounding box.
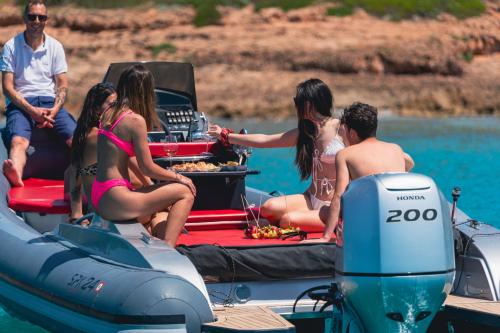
[16,0,144,7]
[14,0,487,25]
[461,51,474,63]
[151,42,177,57]
[327,4,353,16]
[254,0,315,12]
[446,0,486,19]
[192,0,221,27]
[327,0,486,20]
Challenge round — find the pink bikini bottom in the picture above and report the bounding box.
[91,178,134,210]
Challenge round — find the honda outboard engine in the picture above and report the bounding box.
[335,173,454,333]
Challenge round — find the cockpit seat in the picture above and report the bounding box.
[8,178,256,232]
[8,178,68,214]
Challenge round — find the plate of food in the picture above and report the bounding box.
[172,162,221,172]
[219,161,247,171]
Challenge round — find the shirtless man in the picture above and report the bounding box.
[305,102,414,243]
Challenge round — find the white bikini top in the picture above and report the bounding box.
[311,124,345,197]
[320,137,345,164]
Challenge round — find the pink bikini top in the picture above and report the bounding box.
[98,111,135,157]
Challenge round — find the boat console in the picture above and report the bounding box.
[103,61,207,143]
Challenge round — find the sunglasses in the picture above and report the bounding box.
[98,82,115,89]
[26,14,48,22]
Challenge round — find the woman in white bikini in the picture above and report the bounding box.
[208,78,347,232]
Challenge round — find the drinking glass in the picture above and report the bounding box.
[163,135,179,167]
[201,121,213,156]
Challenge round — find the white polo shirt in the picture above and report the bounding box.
[1,32,67,98]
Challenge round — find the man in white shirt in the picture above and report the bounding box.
[1,0,75,187]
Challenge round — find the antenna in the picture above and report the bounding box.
[451,187,461,225]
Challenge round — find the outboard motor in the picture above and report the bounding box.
[335,173,454,333]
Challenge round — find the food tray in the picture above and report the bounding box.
[153,155,212,163]
[179,169,260,177]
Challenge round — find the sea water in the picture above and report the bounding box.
[1,116,498,331]
[238,116,500,226]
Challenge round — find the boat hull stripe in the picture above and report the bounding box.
[335,268,455,277]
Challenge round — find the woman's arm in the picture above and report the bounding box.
[65,164,83,220]
[302,149,350,243]
[129,115,196,196]
[208,124,298,148]
[128,157,152,187]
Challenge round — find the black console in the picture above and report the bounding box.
[155,107,207,142]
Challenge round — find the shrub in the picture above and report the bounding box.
[151,43,177,57]
[15,0,487,22]
[327,0,486,20]
[254,0,315,12]
[193,0,221,27]
[327,5,353,16]
[461,51,474,63]
[446,0,485,19]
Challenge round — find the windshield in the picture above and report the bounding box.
[155,89,193,110]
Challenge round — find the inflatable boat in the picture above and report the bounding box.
[0,62,499,333]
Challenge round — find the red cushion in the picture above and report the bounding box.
[186,209,250,223]
[8,181,255,225]
[8,178,69,214]
[177,229,324,247]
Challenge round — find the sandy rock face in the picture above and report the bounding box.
[0,3,498,118]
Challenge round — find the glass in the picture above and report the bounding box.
[202,119,212,156]
[163,135,179,167]
[26,14,48,22]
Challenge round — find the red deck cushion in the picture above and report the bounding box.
[186,209,249,222]
[8,182,319,247]
[8,178,69,214]
[177,229,324,247]
[8,179,255,225]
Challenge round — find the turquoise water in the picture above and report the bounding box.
[1,116,498,331]
[237,116,499,226]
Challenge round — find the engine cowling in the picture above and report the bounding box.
[335,173,455,333]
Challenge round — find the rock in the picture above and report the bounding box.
[0,3,498,116]
[0,5,23,27]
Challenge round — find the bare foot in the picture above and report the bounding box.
[3,159,24,187]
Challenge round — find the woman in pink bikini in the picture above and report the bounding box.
[92,64,196,247]
[209,79,346,232]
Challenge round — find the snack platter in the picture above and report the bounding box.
[172,161,224,172]
[153,154,212,163]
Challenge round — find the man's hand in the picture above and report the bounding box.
[32,107,54,128]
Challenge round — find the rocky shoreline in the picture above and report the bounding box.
[0,2,499,118]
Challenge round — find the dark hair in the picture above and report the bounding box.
[341,102,378,140]
[24,0,46,16]
[294,78,333,180]
[71,83,115,171]
[101,64,160,131]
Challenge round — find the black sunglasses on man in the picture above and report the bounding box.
[26,14,48,22]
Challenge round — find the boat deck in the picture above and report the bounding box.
[203,306,295,332]
[444,295,500,327]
